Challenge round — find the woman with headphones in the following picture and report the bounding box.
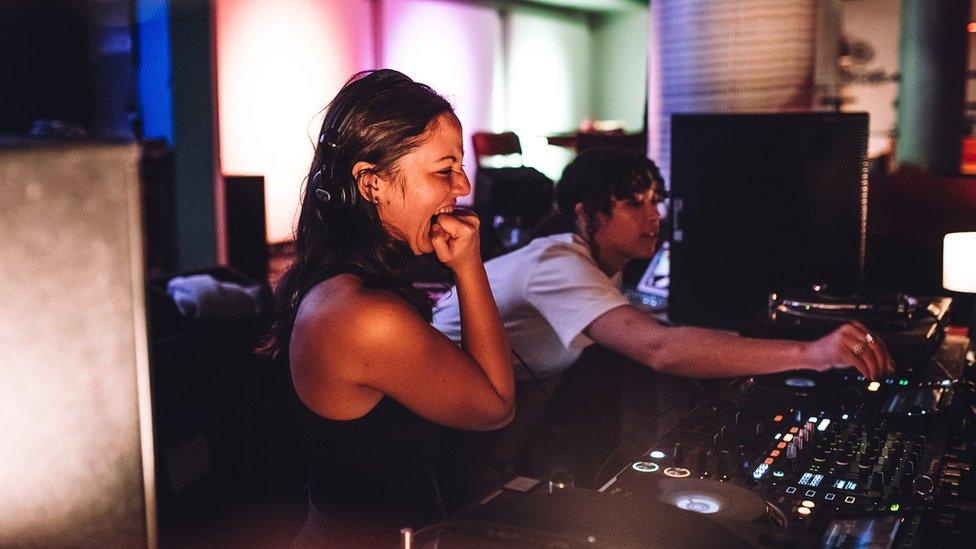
[262,70,514,546]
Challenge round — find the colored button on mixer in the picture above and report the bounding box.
[632,462,660,473]
[663,467,691,478]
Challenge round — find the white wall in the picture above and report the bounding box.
[592,9,649,132]
[507,6,593,180]
[840,0,901,158]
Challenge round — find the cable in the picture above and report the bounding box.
[592,395,707,486]
[511,347,579,426]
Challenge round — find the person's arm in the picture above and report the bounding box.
[584,304,893,381]
[433,213,514,423]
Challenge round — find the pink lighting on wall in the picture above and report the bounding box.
[215,0,376,244]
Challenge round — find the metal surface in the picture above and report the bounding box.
[0,141,155,548]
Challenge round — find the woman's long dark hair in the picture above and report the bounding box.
[532,148,667,261]
[259,69,453,360]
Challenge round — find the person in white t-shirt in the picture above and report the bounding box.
[433,148,892,505]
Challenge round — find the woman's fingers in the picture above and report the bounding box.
[849,321,895,375]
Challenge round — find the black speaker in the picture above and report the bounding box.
[224,175,268,283]
[668,113,868,330]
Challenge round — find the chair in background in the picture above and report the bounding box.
[470,131,553,259]
[472,131,523,169]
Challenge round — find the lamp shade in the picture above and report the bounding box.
[943,232,976,293]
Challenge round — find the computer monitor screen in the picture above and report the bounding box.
[667,113,868,329]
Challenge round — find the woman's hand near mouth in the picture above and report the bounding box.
[430,209,482,272]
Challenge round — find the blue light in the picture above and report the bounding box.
[752,464,769,480]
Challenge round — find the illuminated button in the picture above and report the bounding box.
[899,379,909,386]
[789,427,799,434]
[785,487,797,494]
[889,503,900,512]
[867,381,881,392]
[773,470,785,478]
[801,500,816,508]
[664,467,691,478]
[764,457,775,465]
[808,416,818,423]
[796,506,812,516]
[783,434,794,442]
[649,450,666,459]
[844,496,856,504]
[777,442,787,449]
[824,493,836,501]
[805,490,816,498]
[773,414,783,422]
[817,418,831,432]
[632,461,660,473]
[841,414,850,420]
[770,450,781,458]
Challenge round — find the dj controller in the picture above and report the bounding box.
[412,294,976,548]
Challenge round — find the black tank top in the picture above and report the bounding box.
[293,266,442,525]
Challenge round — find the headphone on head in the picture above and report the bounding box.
[312,70,413,212]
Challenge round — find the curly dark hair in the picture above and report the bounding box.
[533,148,667,261]
[259,69,454,360]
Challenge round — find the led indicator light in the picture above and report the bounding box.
[899,379,909,386]
[890,503,900,512]
[817,418,830,431]
[867,381,881,392]
[649,450,666,459]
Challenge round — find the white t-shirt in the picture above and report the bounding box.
[432,233,631,379]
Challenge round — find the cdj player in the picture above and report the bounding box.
[415,333,976,548]
[741,288,952,361]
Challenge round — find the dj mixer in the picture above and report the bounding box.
[599,336,976,548]
[412,294,976,548]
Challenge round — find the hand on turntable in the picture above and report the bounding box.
[806,321,893,381]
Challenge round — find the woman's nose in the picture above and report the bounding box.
[454,170,472,197]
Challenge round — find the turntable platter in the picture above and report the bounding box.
[654,478,768,523]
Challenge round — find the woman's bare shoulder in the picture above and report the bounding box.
[292,274,428,365]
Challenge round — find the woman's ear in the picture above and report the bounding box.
[574,202,588,232]
[352,161,380,204]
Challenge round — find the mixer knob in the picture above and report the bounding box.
[904,459,916,477]
[913,475,935,499]
[870,471,886,493]
[734,411,742,426]
[673,442,685,466]
[858,453,873,469]
[754,422,764,437]
[813,446,827,462]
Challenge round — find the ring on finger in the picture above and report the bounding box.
[865,333,875,344]
[851,341,866,355]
